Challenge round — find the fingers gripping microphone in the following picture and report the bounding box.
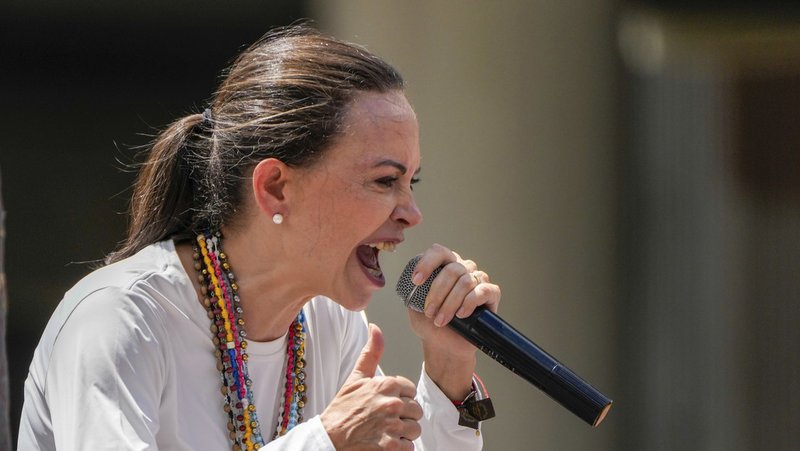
[396,256,613,427]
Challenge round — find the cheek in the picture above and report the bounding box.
[308,179,395,249]
[330,198,391,250]
[349,191,396,224]
[309,187,364,247]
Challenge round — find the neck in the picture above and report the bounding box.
[222,225,314,341]
[177,226,312,342]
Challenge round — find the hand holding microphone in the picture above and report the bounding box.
[403,245,503,366]
[397,249,613,427]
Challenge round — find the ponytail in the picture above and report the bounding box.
[106,113,204,264]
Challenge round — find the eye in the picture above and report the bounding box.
[376,176,398,188]
[375,176,421,190]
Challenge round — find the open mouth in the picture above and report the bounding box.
[356,241,396,284]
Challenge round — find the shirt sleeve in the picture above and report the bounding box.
[414,363,484,451]
[45,287,168,450]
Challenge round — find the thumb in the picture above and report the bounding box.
[347,323,384,381]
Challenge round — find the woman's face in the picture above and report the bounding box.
[289,90,422,310]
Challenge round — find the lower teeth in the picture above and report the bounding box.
[366,267,383,277]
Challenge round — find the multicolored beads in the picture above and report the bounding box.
[194,231,306,450]
[274,310,307,437]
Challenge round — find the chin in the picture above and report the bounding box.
[309,277,363,311]
[338,293,373,312]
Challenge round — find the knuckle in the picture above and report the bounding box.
[396,376,414,388]
[477,283,494,296]
[462,294,478,308]
[383,397,405,415]
[442,262,464,277]
[409,401,424,420]
[387,436,415,451]
[374,376,395,392]
[408,421,422,440]
[463,294,480,311]
[384,418,405,436]
[345,378,369,392]
[491,283,501,298]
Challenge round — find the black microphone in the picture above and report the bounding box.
[396,255,613,427]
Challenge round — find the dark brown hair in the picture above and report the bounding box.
[107,24,404,263]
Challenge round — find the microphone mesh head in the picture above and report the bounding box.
[395,255,443,312]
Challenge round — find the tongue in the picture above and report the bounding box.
[357,245,380,271]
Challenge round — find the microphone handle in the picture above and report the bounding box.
[448,306,613,427]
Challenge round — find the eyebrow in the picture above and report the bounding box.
[372,159,422,175]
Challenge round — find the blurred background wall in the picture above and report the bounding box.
[2,1,799,450]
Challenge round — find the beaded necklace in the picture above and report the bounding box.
[193,231,307,450]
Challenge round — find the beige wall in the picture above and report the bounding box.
[311,1,619,449]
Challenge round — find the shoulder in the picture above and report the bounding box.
[46,285,171,384]
[59,285,169,345]
[54,243,178,325]
[34,242,189,374]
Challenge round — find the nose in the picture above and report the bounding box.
[392,192,423,228]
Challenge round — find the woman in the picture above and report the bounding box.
[18,24,501,450]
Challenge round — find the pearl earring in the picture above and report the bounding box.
[272,213,284,225]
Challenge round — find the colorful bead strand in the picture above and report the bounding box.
[194,231,306,450]
[274,310,306,437]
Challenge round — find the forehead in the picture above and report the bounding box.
[346,90,416,123]
[327,91,420,167]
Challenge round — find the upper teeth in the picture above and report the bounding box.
[369,242,396,252]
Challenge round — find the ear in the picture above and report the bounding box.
[251,158,290,219]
